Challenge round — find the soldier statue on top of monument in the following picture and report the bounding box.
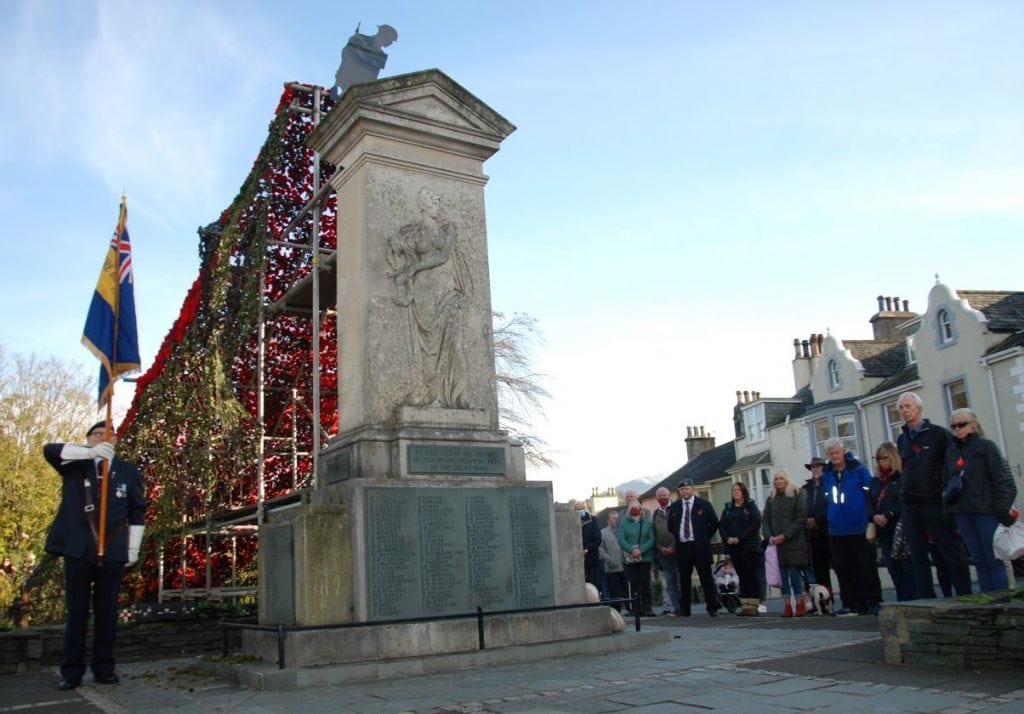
[331,23,398,98]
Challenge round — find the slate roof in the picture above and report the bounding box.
[730,450,772,470]
[641,440,737,499]
[843,340,908,377]
[863,362,920,397]
[765,399,807,429]
[958,291,1024,332]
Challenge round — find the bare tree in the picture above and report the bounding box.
[492,312,554,468]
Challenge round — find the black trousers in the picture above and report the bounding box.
[62,556,125,681]
[624,561,652,613]
[605,570,627,611]
[903,503,971,598]
[828,534,881,611]
[730,547,760,599]
[808,531,833,594]
[675,542,718,614]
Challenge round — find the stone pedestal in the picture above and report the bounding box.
[254,71,590,641]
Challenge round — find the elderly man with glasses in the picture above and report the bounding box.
[895,392,972,598]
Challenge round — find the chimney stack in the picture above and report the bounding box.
[685,425,716,461]
[870,294,918,341]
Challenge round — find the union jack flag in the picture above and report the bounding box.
[82,196,141,406]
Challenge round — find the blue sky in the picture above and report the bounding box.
[2,1,1022,501]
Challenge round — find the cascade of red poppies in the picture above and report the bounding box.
[118,84,340,599]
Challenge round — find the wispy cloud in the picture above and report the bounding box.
[1,1,280,224]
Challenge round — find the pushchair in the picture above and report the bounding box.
[713,558,741,614]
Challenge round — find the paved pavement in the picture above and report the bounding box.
[4,605,1023,714]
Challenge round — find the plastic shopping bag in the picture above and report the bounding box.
[764,543,782,588]
[993,520,1024,562]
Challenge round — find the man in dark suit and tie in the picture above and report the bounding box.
[667,478,721,617]
[43,421,146,691]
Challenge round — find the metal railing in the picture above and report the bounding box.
[221,597,642,669]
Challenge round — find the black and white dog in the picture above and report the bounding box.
[809,584,834,615]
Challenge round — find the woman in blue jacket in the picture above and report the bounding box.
[822,439,882,616]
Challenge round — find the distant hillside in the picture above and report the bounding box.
[615,475,664,496]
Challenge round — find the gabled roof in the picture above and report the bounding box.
[765,399,806,429]
[842,340,907,377]
[730,450,772,470]
[958,291,1024,332]
[985,330,1024,355]
[863,362,919,397]
[642,440,737,498]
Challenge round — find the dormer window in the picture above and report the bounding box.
[827,359,841,390]
[743,402,766,443]
[936,308,956,346]
[906,335,917,365]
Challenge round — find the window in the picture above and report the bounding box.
[760,468,770,486]
[835,414,858,456]
[813,418,831,456]
[945,379,969,413]
[936,308,956,346]
[883,401,902,443]
[827,359,842,390]
[810,413,859,459]
[743,403,766,443]
[906,335,917,365]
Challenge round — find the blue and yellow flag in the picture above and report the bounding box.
[82,196,140,406]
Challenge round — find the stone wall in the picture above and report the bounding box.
[0,620,241,675]
[880,600,1024,669]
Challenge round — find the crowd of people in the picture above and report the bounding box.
[576,392,1019,617]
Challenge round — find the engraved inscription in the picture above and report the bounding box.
[364,487,553,620]
[407,445,506,475]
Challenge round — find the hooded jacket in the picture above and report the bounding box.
[821,452,872,537]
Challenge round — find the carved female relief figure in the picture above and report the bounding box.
[387,188,473,409]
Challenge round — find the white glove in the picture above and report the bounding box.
[127,525,145,566]
[88,442,115,461]
[59,444,88,461]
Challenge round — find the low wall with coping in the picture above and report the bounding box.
[879,598,1024,669]
[0,619,241,675]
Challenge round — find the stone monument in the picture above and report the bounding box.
[244,70,623,674]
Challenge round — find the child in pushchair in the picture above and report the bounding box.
[713,557,741,614]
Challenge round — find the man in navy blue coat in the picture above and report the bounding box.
[43,421,146,690]
[667,479,721,616]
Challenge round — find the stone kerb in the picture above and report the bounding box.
[880,598,1024,669]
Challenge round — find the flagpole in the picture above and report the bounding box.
[96,194,127,565]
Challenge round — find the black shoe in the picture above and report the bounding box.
[93,673,119,685]
[708,609,718,617]
[58,678,80,691]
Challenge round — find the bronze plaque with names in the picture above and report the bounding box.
[364,486,553,620]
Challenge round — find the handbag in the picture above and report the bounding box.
[943,471,964,505]
[764,543,782,588]
[993,519,1024,561]
[890,517,910,560]
[865,521,877,543]
[944,442,978,505]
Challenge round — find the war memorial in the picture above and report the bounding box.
[228,52,661,685]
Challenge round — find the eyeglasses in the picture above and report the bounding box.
[950,421,973,429]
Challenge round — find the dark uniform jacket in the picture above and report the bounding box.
[43,444,146,562]
[666,496,719,564]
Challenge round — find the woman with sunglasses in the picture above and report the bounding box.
[869,442,916,601]
[945,408,1018,592]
